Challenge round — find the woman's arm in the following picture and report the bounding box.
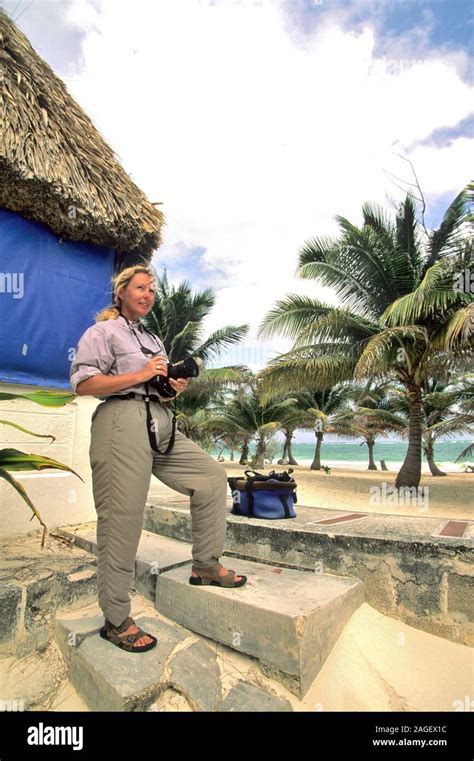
[76,356,168,396]
[76,370,144,396]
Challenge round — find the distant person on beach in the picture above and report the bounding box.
[70,265,247,653]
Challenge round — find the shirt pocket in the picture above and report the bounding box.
[115,348,150,375]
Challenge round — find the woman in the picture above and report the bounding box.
[70,265,247,654]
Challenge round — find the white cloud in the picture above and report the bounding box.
[61,0,473,360]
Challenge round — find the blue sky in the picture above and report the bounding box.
[280,0,473,54]
[6,0,473,367]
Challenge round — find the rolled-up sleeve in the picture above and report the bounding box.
[70,325,115,393]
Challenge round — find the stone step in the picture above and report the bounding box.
[57,522,364,698]
[55,610,218,711]
[142,502,474,648]
[156,559,364,698]
[57,524,192,602]
[55,605,293,712]
[0,533,98,658]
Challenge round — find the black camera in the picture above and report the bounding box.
[149,357,201,398]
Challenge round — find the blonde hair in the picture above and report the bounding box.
[95,265,156,322]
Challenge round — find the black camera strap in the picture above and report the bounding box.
[121,315,177,455]
[144,382,177,456]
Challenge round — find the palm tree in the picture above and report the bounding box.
[295,385,354,470]
[175,366,249,442]
[259,188,472,488]
[455,441,474,465]
[143,271,250,441]
[421,374,474,475]
[214,432,248,461]
[386,370,474,475]
[144,270,249,363]
[278,402,313,465]
[206,382,299,468]
[331,383,406,470]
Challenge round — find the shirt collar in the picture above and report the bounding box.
[120,315,143,332]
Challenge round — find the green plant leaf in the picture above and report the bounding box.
[0,449,84,481]
[0,419,55,442]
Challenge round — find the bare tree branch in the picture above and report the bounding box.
[393,153,429,238]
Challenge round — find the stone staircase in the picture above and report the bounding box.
[56,513,364,706]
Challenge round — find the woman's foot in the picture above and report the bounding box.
[191,565,244,583]
[118,621,155,648]
[189,562,247,588]
[100,616,157,652]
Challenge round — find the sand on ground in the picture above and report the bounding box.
[3,595,471,713]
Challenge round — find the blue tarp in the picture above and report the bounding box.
[0,209,115,389]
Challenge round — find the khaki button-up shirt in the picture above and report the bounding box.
[69,315,168,400]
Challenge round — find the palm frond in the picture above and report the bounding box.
[258,296,333,340]
[440,303,474,351]
[395,194,423,281]
[423,189,469,274]
[354,326,429,379]
[259,351,357,401]
[195,324,249,362]
[381,259,468,326]
[293,308,378,348]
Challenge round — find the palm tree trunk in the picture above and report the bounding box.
[239,437,249,465]
[311,431,324,470]
[424,438,446,476]
[256,435,266,469]
[285,431,298,466]
[229,450,234,462]
[281,440,288,460]
[395,383,423,488]
[367,438,377,470]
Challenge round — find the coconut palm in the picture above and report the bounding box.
[277,403,314,465]
[422,374,474,475]
[143,272,250,441]
[387,371,474,475]
[292,385,355,470]
[331,383,406,470]
[206,382,299,468]
[144,270,248,363]
[259,188,473,487]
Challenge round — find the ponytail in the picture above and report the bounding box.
[95,304,121,322]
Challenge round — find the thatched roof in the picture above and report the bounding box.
[0,10,164,264]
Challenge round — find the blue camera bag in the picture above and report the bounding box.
[228,469,297,519]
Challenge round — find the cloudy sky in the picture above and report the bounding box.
[7,0,473,368]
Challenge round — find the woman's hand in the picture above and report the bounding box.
[136,355,168,383]
[169,378,188,397]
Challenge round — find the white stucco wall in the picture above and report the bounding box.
[0,383,99,539]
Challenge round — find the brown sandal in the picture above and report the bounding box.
[100,616,157,653]
[189,562,247,588]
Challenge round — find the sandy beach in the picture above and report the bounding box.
[221,461,474,521]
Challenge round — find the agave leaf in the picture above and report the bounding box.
[0,449,84,481]
[0,466,48,548]
[0,419,55,443]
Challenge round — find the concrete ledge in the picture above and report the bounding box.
[55,613,192,711]
[55,610,294,712]
[144,502,474,647]
[155,559,364,698]
[57,524,193,602]
[0,535,98,657]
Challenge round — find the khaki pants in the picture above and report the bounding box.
[89,398,228,627]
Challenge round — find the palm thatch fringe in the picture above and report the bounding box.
[0,10,164,263]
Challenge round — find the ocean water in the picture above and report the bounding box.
[214,439,473,471]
